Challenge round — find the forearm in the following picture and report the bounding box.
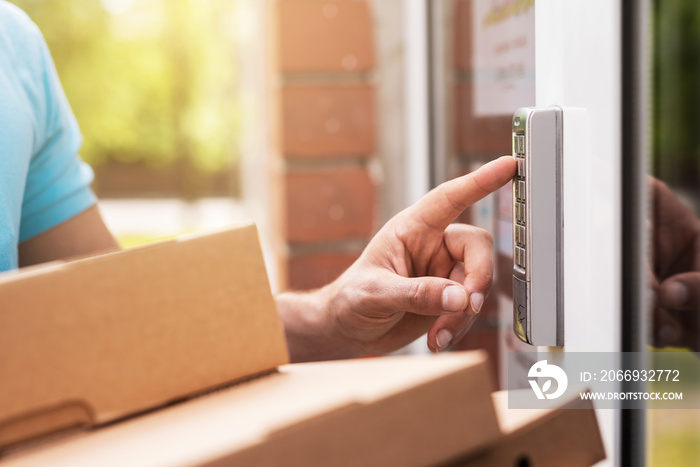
[276,287,365,363]
[18,205,120,267]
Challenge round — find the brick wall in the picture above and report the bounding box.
[273,0,378,291]
[269,1,518,381]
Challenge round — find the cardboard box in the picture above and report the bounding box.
[1,353,501,466]
[0,223,605,466]
[0,223,289,451]
[447,390,606,467]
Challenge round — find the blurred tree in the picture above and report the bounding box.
[654,0,700,205]
[9,0,241,198]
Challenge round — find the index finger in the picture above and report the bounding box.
[410,156,516,230]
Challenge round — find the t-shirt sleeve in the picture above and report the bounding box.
[18,25,96,243]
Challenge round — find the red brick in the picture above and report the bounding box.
[285,168,375,243]
[282,85,375,157]
[287,251,361,290]
[278,0,374,72]
[453,0,471,70]
[455,83,512,156]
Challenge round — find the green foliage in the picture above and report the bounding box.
[650,429,700,467]
[653,0,700,192]
[9,0,241,174]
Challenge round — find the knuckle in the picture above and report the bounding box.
[408,281,427,309]
[481,229,494,247]
[392,222,412,242]
[442,188,468,214]
[470,171,492,198]
[483,272,494,290]
[463,226,494,249]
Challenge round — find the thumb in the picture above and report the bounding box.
[373,274,470,316]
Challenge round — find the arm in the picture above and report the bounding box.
[17,157,515,362]
[278,156,516,362]
[18,205,119,268]
[12,9,117,269]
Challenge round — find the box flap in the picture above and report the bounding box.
[1,352,500,467]
[447,390,606,467]
[0,223,289,450]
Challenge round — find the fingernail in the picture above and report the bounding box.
[436,329,453,351]
[442,286,467,312]
[471,293,484,314]
[664,282,688,308]
[657,324,680,346]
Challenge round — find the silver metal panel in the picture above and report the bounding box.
[512,106,563,346]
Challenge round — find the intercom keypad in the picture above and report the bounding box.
[513,132,527,274]
[511,107,564,347]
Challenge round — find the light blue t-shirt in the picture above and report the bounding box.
[0,1,96,271]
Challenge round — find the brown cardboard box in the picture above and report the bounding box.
[0,223,289,451]
[0,223,605,466]
[447,391,606,467]
[1,352,501,467]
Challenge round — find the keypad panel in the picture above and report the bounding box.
[513,131,527,272]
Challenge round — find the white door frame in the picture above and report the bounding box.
[537,1,624,465]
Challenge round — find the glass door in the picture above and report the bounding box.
[645,0,700,465]
[430,1,630,465]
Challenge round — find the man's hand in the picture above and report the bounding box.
[279,156,516,362]
[651,178,700,351]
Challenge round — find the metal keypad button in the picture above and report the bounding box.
[515,202,526,225]
[515,246,526,269]
[517,225,526,246]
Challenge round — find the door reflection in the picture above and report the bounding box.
[649,0,700,463]
[651,178,700,352]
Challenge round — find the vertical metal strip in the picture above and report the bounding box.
[425,0,437,188]
[556,109,565,346]
[621,0,651,465]
[403,0,431,205]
